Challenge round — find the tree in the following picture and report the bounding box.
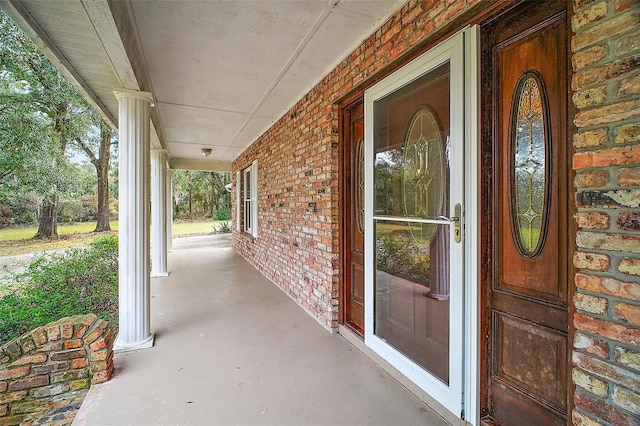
[73,114,116,232]
[0,70,48,228]
[0,77,46,184]
[172,170,231,219]
[1,9,94,237]
[190,172,211,215]
[24,147,83,236]
[208,171,231,217]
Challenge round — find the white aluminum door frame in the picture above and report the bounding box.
[363,26,479,422]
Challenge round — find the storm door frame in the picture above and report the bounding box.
[362,26,480,422]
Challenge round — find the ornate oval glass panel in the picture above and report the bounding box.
[402,106,444,245]
[356,137,365,233]
[512,74,548,255]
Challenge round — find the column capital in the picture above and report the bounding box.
[151,148,169,154]
[113,89,154,105]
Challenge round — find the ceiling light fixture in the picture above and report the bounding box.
[201,148,212,157]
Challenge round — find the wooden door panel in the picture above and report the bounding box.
[348,263,365,331]
[493,292,568,331]
[490,382,565,426]
[352,264,365,302]
[342,100,365,335]
[482,2,570,425]
[497,15,568,305]
[494,313,567,409]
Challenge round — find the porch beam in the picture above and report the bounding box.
[169,157,232,172]
[151,149,169,277]
[114,89,154,352]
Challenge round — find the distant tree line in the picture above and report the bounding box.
[172,170,231,220]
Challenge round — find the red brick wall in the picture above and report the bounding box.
[0,314,114,425]
[570,0,640,424]
[232,0,482,329]
[233,0,639,420]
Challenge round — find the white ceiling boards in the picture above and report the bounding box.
[3,0,404,170]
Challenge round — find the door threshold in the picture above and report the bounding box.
[338,325,466,426]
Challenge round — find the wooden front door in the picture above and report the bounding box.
[482,2,571,425]
[341,99,365,335]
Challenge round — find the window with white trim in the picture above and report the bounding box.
[236,170,241,231]
[242,160,258,237]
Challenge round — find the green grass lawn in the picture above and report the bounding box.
[0,221,120,241]
[0,219,229,256]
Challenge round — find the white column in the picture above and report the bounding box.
[151,149,169,277]
[166,168,173,252]
[114,89,154,352]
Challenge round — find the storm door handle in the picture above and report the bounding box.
[433,204,462,243]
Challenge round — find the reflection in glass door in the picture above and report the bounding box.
[364,30,472,417]
[374,62,452,383]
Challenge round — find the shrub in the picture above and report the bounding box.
[58,199,87,223]
[2,192,39,225]
[0,204,12,228]
[215,206,231,221]
[109,197,119,218]
[376,233,430,286]
[0,235,119,344]
[214,221,231,233]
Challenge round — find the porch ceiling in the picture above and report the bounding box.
[1,0,405,170]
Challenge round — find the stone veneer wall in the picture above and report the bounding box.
[570,0,640,424]
[232,0,640,421]
[0,314,114,425]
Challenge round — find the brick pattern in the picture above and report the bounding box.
[571,0,640,424]
[232,0,480,329]
[0,314,114,425]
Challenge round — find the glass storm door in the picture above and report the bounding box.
[364,30,472,416]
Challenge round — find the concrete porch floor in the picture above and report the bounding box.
[73,235,449,425]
